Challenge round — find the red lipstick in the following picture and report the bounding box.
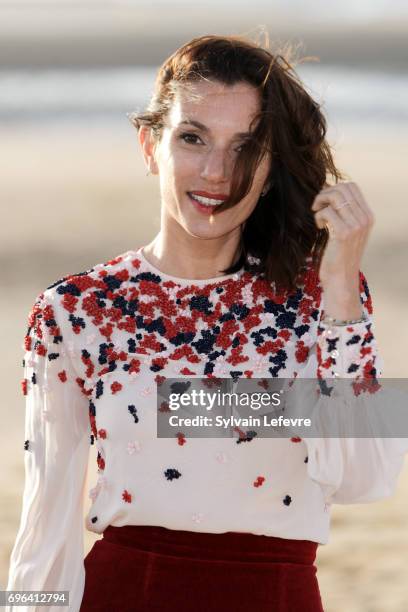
[190,191,229,200]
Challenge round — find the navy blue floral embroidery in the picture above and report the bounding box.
[164,468,182,481]
[128,405,139,423]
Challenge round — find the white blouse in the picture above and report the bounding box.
[6,247,407,612]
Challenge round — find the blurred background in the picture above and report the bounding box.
[1,1,407,610]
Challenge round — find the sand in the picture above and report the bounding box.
[1,121,407,610]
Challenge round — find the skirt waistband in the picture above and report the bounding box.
[102,525,318,565]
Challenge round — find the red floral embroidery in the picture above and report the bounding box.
[58,370,67,382]
[180,367,196,375]
[36,344,47,357]
[122,489,132,503]
[176,433,187,446]
[159,401,170,412]
[111,381,122,394]
[277,329,291,341]
[295,341,309,363]
[253,476,265,487]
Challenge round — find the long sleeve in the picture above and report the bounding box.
[6,291,91,612]
[316,270,383,379]
[303,270,408,505]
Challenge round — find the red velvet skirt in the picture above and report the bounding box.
[80,525,324,612]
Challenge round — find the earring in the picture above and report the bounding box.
[261,180,273,196]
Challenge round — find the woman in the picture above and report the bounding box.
[6,35,406,612]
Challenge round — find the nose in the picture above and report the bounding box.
[200,147,230,184]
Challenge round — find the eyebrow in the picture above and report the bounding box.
[178,119,253,139]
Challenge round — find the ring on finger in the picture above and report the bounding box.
[333,199,352,211]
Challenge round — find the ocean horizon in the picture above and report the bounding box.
[1,64,407,128]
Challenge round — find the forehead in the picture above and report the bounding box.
[167,79,261,132]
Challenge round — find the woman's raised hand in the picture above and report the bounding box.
[311,181,375,319]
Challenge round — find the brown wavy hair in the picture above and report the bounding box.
[129,34,345,292]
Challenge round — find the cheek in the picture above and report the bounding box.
[168,158,200,201]
[157,154,194,210]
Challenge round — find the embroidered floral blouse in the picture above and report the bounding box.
[6,247,406,612]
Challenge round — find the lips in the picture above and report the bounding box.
[187,191,228,215]
[189,191,229,200]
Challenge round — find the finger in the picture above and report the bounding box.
[334,191,367,228]
[335,205,361,229]
[314,205,349,238]
[311,183,352,212]
[341,183,368,226]
[312,186,361,229]
[325,181,372,220]
[345,182,375,225]
[311,188,338,212]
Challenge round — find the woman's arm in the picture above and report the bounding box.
[310,181,381,378]
[304,272,408,505]
[6,290,91,612]
[302,181,408,504]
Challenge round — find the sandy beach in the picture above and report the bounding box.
[1,118,407,610]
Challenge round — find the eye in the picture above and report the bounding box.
[179,132,204,145]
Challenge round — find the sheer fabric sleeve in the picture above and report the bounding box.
[6,291,91,612]
[303,271,408,505]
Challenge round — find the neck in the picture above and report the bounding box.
[141,230,242,280]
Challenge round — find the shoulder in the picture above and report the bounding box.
[27,250,134,337]
[40,250,133,305]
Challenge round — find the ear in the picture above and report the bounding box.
[138,126,159,175]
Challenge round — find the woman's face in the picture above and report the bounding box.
[139,79,270,241]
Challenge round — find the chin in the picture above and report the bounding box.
[173,205,244,240]
[182,221,231,240]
